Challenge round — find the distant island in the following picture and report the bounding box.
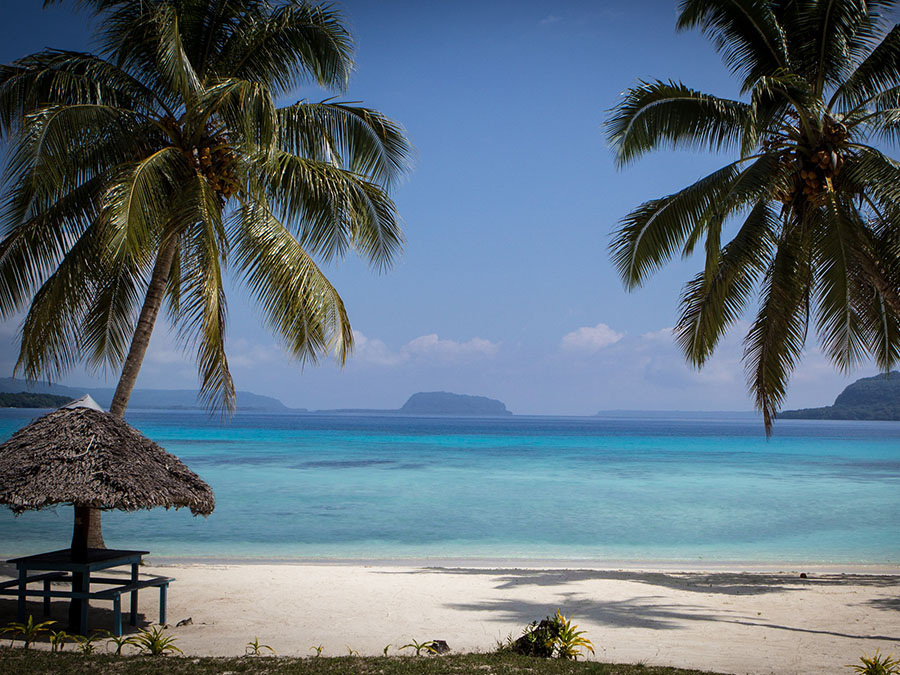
[0,377,290,411]
[0,391,71,408]
[318,391,513,416]
[781,372,900,421]
[400,392,512,416]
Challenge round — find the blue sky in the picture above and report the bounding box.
[0,0,890,414]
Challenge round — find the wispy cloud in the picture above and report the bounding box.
[349,331,500,367]
[406,333,499,359]
[352,330,409,367]
[539,14,561,25]
[560,323,624,354]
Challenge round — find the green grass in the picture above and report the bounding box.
[0,649,726,674]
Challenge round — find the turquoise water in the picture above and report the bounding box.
[1,410,899,564]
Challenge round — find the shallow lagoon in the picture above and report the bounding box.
[1,410,898,564]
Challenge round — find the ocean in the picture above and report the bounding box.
[1,410,898,564]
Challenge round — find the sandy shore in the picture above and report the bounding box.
[2,561,900,674]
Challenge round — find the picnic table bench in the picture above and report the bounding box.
[1,548,173,636]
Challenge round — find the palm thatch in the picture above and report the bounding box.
[0,404,214,516]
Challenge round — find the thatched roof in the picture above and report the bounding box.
[0,402,214,515]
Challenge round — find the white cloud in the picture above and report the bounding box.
[641,327,675,344]
[347,331,500,367]
[560,323,624,354]
[405,333,500,359]
[352,330,409,367]
[540,14,561,25]
[228,339,282,368]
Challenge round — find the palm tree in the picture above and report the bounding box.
[0,0,412,545]
[607,0,900,433]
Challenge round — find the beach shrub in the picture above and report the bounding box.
[127,625,183,656]
[2,616,55,649]
[501,609,594,660]
[848,650,900,674]
[309,644,324,657]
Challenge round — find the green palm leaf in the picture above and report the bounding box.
[606,80,751,166]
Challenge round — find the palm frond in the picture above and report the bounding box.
[278,100,414,187]
[231,201,352,365]
[80,253,143,374]
[216,1,354,93]
[676,199,777,365]
[607,80,752,166]
[611,155,777,289]
[14,222,105,382]
[201,78,276,150]
[0,50,161,137]
[100,146,190,262]
[265,151,404,270]
[812,194,869,372]
[832,23,900,111]
[676,0,789,91]
[169,174,234,413]
[743,220,811,434]
[0,176,101,318]
[789,0,884,96]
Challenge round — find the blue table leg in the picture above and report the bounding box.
[79,572,89,634]
[130,562,139,625]
[159,584,167,625]
[113,596,122,637]
[43,579,52,616]
[16,569,26,622]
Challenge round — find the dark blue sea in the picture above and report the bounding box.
[1,410,898,564]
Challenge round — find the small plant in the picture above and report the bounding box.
[383,644,392,656]
[552,609,594,660]
[2,615,56,649]
[245,637,275,656]
[128,625,183,656]
[49,629,71,652]
[105,632,133,656]
[309,644,324,657]
[345,645,359,656]
[848,651,900,675]
[400,639,437,656]
[73,631,107,655]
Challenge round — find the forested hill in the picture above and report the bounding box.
[399,392,512,416]
[781,372,900,421]
[0,392,71,408]
[0,378,289,411]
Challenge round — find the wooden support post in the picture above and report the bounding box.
[16,569,26,622]
[130,562,139,625]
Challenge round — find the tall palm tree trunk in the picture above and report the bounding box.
[109,237,180,418]
[80,235,178,547]
[69,235,178,631]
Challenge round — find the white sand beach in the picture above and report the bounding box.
[3,560,899,674]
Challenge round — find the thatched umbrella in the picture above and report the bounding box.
[0,395,215,555]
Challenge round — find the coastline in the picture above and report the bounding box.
[2,559,899,674]
[142,555,900,574]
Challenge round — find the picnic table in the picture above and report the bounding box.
[0,548,173,635]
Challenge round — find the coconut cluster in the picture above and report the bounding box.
[186,137,238,203]
[770,117,849,205]
[160,117,239,204]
